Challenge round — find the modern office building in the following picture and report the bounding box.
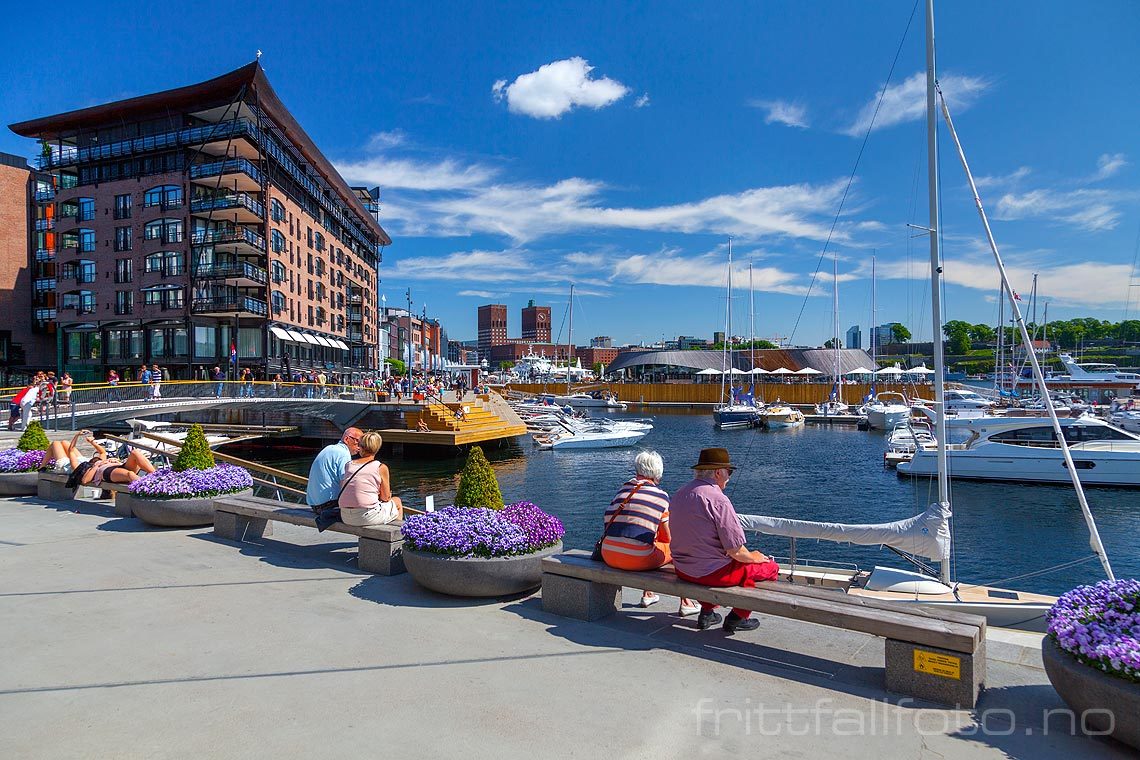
[845,324,861,350]
[477,304,508,358]
[8,61,390,381]
[520,300,551,343]
[873,324,896,347]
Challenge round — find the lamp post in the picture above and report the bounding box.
[405,287,413,374]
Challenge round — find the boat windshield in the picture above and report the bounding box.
[990,424,1137,447]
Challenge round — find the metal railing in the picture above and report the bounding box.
[193,261,269,284]
[189,157,264,186]
[191,295,268,316]
[191,227,266,251]
[191,192,265,219]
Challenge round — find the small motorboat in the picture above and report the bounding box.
[762,403,804,430]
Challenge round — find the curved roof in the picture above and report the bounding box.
[10,62,389,245]
[607,348,877,374]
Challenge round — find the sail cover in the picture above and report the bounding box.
[737,502,952,561]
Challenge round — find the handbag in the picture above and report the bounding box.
[312,459,375,531]
[591,481,646,561]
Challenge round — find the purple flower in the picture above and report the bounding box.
[128,463,253,500]
[401,501,564,558]
[1047,579,1140,684]
[0,447,48,473]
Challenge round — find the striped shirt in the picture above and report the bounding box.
[602,477,670,555]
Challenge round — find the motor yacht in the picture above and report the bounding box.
[860,392,910,430]
[897,415,1140,486]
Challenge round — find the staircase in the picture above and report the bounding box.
[396,394,527,446]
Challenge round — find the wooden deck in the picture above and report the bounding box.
[379,393,528,447]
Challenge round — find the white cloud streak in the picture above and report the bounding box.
[1092,152,1128,181]
[492,57,630,119]
[843,71,989,136]
[750,99,809,128]
[634,93,650,108]
[993,188,1124,232]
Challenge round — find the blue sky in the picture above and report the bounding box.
[3,1,1138,346]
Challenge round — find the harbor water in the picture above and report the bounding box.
[256,407,1139,597]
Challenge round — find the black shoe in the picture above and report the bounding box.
[723,613,760,633]
[696,610,722,630]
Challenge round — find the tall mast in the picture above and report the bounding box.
[721,240,734,404]
[749,261,755,377]
[924,0,951,585]
[871,253,877,367]
[566,283,574,396]
[833,250,842,402]
[995,280,1004,394]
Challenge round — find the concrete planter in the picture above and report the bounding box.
[123,488,253,528]
[1043,636,1140,750]
[0,471,41,496]
[404,542,563,598]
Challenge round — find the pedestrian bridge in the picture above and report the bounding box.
[12,381,527,446]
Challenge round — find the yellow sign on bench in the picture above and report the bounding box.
[913,650,961,680]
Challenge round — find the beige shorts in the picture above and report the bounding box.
[339,501,399,526]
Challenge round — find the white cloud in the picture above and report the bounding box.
[875,256,1134,308]
[366,130,407,149]
[974,166,1031,190]
[492,57,630,119]
[612,247,812,295]
[457,290,497,298]
[1091,152,1127,181]
[750,99,809,129]
[843,71,989,136]
[993,188,1124,232]
[634,93,650,108]
[336,154,498,192]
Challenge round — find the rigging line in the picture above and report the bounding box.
[787,0,921,343]
[956,555,1099,591]
[1125,218,1140,323]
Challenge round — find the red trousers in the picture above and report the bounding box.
[676,559,780,618]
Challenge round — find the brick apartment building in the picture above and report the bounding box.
[7,61,390,381]
[477,304,508,358]
[380,307,444,372]
[0,153,54,377]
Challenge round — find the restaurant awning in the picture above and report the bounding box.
[269,326,294,342]
[331,339,349,350]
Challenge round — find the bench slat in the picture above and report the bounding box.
[543,552,981,653]
[214,495,402,541]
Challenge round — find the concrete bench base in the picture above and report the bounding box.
[213,496,404,576]
[37,472,99,501]
[541,551,987,708]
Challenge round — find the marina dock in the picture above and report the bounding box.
[0,493,1120,759]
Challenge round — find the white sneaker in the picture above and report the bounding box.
[678,601,702,617]
[638,592,660,608]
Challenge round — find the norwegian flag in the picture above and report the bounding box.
[1012,290,1023,301]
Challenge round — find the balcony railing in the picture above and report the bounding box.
[34,278,56,291]
[191,295,268,317]
[34,308,57,322]
[347,330,363,342]
[193,261,268,284]
[36,118,259,169]
[191,192,265,219]
[34,248,55,262]
[189,158,263,186]
[34,189,55,202]
[347,307,363,321]
[191,227,266,251]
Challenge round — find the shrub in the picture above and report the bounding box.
[454,445,503,510]
[173,424,216,472]
[17,421,50,453]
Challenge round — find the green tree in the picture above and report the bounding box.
[454,446,504,510]
[384,358,407,375]
[969,323,995,343]
[947,326,971,355]
[942,320,973,339]
[499,361,513,371]
[17,421,50,452]
[889,323,911,343]
[823,338,839,349]
[592,361,604,376]
[173,424,216,472]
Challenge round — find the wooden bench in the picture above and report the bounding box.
[541,551,986,707]
[213,494,405,575]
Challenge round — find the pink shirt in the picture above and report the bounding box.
[339,460,383,510]
[668,478,747,578]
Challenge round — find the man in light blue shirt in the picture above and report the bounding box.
[306,427,362,510]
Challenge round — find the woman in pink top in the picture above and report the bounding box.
[338,432,403,526]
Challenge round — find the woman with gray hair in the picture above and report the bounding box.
[600,450,699,615]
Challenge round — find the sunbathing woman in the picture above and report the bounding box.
[51,431,156,487]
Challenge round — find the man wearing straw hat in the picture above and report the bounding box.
[669,447,779,634]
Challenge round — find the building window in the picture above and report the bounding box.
[314,232,325,251]
[270,198,285,222]
[194,325,216,358]
[306,227,313,248]
[143,185,183,209]
[307,305,314,326]
[144,251,183,276]
[271,261,286,284]
[79,228,96,253]
[271,230,285,253]
[77,197,95,221]
[271,291,285,313]
[144,218,183,244]
[115,258,132,284]
[307,254,313,274]
[62,260,96,284]
[115,290,134,315]
[114,194,132,219]
[144,287,184,310]
[114,226,132,252]
[315,258,325,277]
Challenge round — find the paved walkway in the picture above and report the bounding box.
[0,495,1130,759]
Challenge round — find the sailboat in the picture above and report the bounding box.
[736,0,1115,631]
[817,252,850,416]
[713,241,763,428]
[553,284,628,410]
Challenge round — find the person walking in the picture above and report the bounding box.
[211,366,225,398]
[669,448,779,634]
[150,364,163,399]
[139,364,152,400]
[107,369,121,403]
